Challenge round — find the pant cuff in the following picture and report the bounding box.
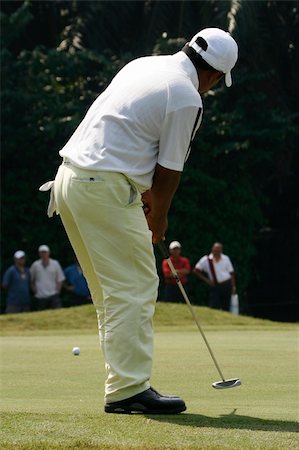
[105,381,151,403]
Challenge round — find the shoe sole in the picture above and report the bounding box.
[105,405,186,414]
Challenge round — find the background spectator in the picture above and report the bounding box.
[30,245,65,310]
[193,242,236,311]
[63,258,91,306]
[162,241,191,303]
[2,250,31,314]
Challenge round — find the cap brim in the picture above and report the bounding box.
[225,72,232,87]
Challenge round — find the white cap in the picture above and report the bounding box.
[38,244,50,253]
[189,28,238,87]
[14,250,25,259]
[169,241,181,250]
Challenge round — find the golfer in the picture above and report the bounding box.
[40,28,238,414]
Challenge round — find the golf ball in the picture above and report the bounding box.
[72,346,80,356]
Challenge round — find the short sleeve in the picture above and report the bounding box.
[195,256,206,271]
[158,106,202,171]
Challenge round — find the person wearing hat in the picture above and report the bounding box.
[162,241,191,303]
[30,245,65,310]
[2,251,31,313]
[40,28,238,414]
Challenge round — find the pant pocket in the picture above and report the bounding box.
[128,184,137,205]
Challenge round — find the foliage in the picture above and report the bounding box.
[1,8,131,272]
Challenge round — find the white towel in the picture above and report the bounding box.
[39,180,57,218]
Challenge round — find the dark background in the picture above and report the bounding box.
[1,1,298,321]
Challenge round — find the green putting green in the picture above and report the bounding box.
[1,304,298,449]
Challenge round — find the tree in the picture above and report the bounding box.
[1,2,130,278]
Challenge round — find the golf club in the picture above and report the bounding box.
[157,241,241,390]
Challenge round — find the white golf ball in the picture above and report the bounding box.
[72,346,80,356]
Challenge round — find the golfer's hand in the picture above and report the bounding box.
[146,213,167,244]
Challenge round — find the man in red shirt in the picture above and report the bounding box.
[162,241,191,302]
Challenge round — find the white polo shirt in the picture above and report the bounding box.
[195,254,234,284]
[59,51,203,191]
[30,258,65,298]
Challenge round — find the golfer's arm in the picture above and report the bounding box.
[150,164,181,218]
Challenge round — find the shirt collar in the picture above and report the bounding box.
[172,51,199,90]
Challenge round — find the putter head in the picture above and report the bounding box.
[212,378,241,389]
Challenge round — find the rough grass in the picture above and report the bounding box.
[1,305,298,449]
[0,302,294,336]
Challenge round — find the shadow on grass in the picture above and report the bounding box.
[146,409,298,432]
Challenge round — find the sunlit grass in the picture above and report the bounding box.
[1,305,298,449]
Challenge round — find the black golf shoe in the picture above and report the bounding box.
[104,387,186,414]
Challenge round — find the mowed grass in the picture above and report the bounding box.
[1,304,298,449]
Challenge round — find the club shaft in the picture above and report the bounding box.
[165,254,226,382]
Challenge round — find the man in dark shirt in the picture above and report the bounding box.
[2,250,31,313]
[64,259,91,306]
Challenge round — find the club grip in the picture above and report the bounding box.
[156,241,169,259]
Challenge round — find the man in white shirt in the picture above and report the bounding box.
[30,245,65,310]
[194,242,236,311]
[41,28,238,414]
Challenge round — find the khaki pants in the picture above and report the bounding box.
[54,163,159,402]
